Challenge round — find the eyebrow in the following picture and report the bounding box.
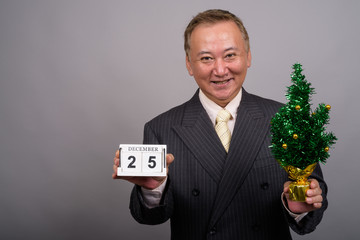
[224,47,239,52]
[197,51,211,57]
[196,47,239,57]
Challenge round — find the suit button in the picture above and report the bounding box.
[192,189,200,196]
[209,227,216,235]
[261,182,269,190]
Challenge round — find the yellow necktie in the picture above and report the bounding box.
[215,108,232,152]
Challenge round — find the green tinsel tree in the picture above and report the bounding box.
[270,63,337,170]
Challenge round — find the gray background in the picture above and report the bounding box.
[0,0,359,239]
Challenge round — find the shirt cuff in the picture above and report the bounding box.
[281,192,308,223]
[140,178,167,208]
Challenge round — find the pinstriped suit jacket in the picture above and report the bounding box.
[130,89,328,240]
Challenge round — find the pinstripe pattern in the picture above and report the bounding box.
[130,89,328,240]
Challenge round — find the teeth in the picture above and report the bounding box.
[214,79,229,84]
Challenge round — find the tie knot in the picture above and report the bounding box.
[216,108,232,123]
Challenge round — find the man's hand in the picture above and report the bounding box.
[283,179,323,214]
[112,150,174,190]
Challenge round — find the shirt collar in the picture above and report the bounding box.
[199,88,242,126]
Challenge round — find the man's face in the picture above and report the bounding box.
[186,21,251,107]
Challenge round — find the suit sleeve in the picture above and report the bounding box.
[285,164,328,235]
[129,122,174,225]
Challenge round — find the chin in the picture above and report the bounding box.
[215,91,234,100]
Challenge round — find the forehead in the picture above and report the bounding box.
[189,21,245,50]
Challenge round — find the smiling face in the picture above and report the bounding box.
[186,21,252,107]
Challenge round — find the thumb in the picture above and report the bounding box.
[166,154,175,167]
[283,181,291,193]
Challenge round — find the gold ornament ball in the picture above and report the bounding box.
[325,147,329,152]
[295,105,301,111]
[282,143,288,149]
[293,134,298,139]
[326,105,331,110]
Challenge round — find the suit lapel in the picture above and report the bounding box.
[172,91,227,184]
[208,90,271,227]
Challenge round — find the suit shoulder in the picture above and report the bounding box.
[247,92,284,115]
[250,93,283,107]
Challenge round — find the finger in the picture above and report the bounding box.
[114,157,120,166]
[112,163,122,179]
[112,170,120,179]
[306,187,322,197]
[165,154,175,175]
[115,149,120,158]
[112,172,121,179]
[313,202,322,209]
[113,164,118,173]
[309,179,319,189]
[306,194,323,205]
[306,180,322,197]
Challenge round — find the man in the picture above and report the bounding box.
[113,9,327,239]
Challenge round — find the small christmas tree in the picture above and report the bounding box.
[270,63,337,201]
[270,63,337,170]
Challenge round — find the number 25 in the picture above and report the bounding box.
[127,155,157,169]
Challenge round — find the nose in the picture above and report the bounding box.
[213,59,228,77]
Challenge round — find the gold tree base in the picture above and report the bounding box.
[281,162,317,202]
[289,181,310,202]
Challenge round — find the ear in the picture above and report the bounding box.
[247,50,252,68]
[185,55,194,76]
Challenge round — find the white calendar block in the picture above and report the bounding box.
[117,144,167,176]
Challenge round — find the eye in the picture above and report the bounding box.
[225,53,236,60]
[200,56,214,63]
